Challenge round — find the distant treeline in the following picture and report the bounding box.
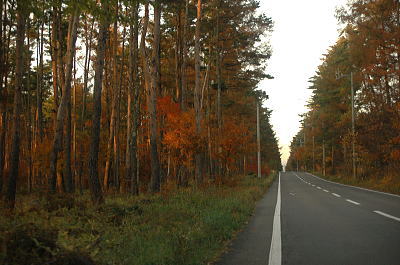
[287,0,399,181]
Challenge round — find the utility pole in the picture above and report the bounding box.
[311,124,315,172]
[322,139,326,176]
[257,102,261,178]
[350,72,356,179]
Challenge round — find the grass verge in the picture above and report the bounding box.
[0,173,276,265]
[310,172,400,195]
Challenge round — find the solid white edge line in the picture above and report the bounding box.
[346,199,360,205]
[306,172,400,199]
[373,210,400,222]
[332,193,341,197]
[268,172,281,265]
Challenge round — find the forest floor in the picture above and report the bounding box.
[311,172,400,196]
[0,173,276,265]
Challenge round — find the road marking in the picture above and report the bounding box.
[289,192,295,196]
[346,199,360,205]
[317,186,321,189]
[373,210,400,222]
[332,193,341,197]
[293,173,308,185]
[323,189,329,192]
[306,172,400,198]
[312,184,315,187]
[269,172,281,265]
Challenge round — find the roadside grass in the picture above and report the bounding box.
[0,173,276,265]
[310,172,400,195]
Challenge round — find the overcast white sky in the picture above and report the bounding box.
[257,0,347,166]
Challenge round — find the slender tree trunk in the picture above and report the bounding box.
[88,0,110,205]
[51,5,59,132]
[80,16,94,190]
[216,3,222,130]
[26,18,32,192]
[4,1,25,210]
[141,3,161,193]
[215,1,222,176]
[175,9,182,103]
[49,9,79,193]
[114,25,125,190]
[126,2,139,195]
[1,1,12,190]
[0,0,5,194]
[150,1,162,192]
[181,0,188,111]
[104,7,119,190]
[194,0,203,184]
[36,17,44,140]
[82,17,94,127]
[73,52,77,189]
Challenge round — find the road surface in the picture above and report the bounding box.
[216,172,400,265]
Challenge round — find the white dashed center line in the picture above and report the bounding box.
[323,189,329,192]
[373,211,400,222]
[332,193,341,197]
[346,199,360,205]
[317,186,321,189]
[269,173,281,264]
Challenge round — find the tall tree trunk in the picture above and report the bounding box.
[114,25,125,190]
[126,2,140,195]
[215,0,222,176]
[0,0,5,194]
[88,0,110,205]
[140,3,161,193]
[175,8,182,103]
[26,18,32,192]
[51,5,59,133]
[73,52,77,189]
[194,0,203,184]
[149,1,162,192]
[216,1,222,130]
[81,17,94,127]
[4,1,25,210]
[36,17,44,140]
[79,16,94,191]
[49,9,79,193]
[181,0,188,111]
[0,1,12,193]
[104,6,119,191]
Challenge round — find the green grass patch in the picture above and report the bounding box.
[0,174,276,265]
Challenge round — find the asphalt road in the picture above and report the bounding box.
[216,172,400,265]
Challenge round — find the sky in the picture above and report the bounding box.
[257,0,347,166]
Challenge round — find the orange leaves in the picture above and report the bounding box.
[157,96,180,119]
[159,96,203,163]
[163,110,199,154]
[215,118,253,166]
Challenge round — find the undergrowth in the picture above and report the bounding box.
[0,173,276,265]
[311,172,400,195]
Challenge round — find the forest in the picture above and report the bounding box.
[0,0,282,209]
[0,0,282,263]
[287,0,400,193]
